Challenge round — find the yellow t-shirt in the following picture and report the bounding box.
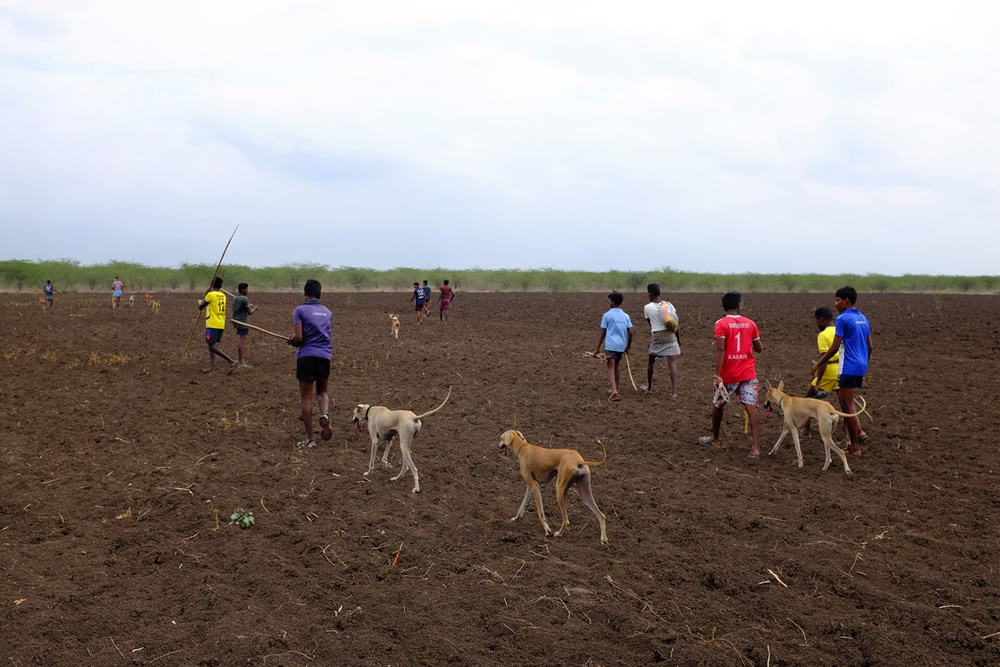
[204,291,227,329]
[812,325,840,390]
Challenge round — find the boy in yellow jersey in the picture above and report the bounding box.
[198,277,237,373]
[801,306,867,442]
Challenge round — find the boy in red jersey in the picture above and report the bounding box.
[700,291,763,458]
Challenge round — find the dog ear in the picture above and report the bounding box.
[766,380,773,391]
[777,380,784,392]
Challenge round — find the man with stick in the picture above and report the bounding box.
[591,292,633,402]
[198,277,238,374]
[231,283,258,368]
[287,279,333,448]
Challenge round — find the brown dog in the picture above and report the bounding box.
[150,300,161,314]
[498,430,608,545]
[389,314,400,338]
[763,380,867,475]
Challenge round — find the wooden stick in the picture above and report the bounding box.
[624,352,638,391]
[228,319,288,341]
[182,225,239,358]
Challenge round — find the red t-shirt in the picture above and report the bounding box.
[439,285,453,302]
[714,314,760,383]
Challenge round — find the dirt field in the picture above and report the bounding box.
[2,290,998,666]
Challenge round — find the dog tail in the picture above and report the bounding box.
[831,395,869,419]
[582,439,608,467]
[415,385,453,420]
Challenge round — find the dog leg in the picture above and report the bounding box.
[365,435,381,476]
[768,428,790,457]
[380,436,394,467]
[553,472,573,538]
[391,439,420,493]
[788,427,805,468]
[575,471,609,545]
[512,486,533,522]
[529,482,552,536]
[820,418,851,474]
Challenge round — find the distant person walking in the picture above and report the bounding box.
[198,277,237,373]
[43,280,57,309]
[409,282,426,324]
[422,280,432,317]
[591,292,633,402]
[439,280,455,323]
[700,291,763,459]
[287,279,333,448]
[640,283,680,396]
[111,277,124,308]
[810,286,872,457]
[231,282,258,368]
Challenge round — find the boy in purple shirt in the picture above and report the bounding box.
[287,279,333,448]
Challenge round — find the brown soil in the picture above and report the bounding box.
[2,291,998,666]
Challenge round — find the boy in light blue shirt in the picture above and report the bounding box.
[592,292,633,401]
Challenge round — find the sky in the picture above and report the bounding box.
[1,1,997,275]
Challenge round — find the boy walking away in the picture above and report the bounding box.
[810,286,872,457]
[232,283,258,368]
[641,283,680,396]
[422,280,432,317]
[409,282,426,324]
[288,279,333,448]
[43,280,56,309]
[198,277,237,374]
[806,307,838,400]
[700,291,763,458]
[112,276,124,308]
[439,279,455,323]
[591,292,633,402]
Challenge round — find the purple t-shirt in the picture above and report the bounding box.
[293,301,332,359]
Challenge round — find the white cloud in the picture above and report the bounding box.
[0,0,997,273]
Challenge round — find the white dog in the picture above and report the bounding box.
[352,387,452,493]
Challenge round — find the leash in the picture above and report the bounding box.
[712,376,730,404]
[624,352,638,391]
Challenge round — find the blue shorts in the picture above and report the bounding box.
[113,289,122,298]
[232,322,249,336]
[206,328,224,345]
[838,374,865,389]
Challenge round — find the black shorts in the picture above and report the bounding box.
[838,374,865,389]
[605,350,624,361]
[205,328,224,345]
[297,356,330,383]
[232,322,249,335]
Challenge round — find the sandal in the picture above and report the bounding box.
[296,438,317,449]
[319,414,332,441]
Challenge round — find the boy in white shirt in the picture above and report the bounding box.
[641,283,680,396]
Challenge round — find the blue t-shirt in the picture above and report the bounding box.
[293,301,332,360]
[422,285,431,301]
[414,288,425,306]
[835,308,870,376]
[600,308,633,353]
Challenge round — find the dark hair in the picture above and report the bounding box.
[423,280,428,285]
[608,292,624,306]
[835,286,858,304]
[814,306,834,320]
[304,279,322,299]
[443,280,449,285]
[722,291,741,311]
[413,282,419,287]
[238,282,249,291]
[213,277,223,289]
[647,283,661,297]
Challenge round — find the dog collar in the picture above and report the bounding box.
[364,405,372,422]
[512,434,526,460]
[777,395,786,410]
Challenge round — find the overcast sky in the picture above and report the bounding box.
[1,1,996,274]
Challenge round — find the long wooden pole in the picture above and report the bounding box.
[182,225,239,358]
[227,319,288,341]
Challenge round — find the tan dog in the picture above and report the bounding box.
[498,430,609,545]
[352,386,452,493]
[38,296,47,311]
[763,380,867,475]
[128,295,135,307]
[145,293,153,305]
[389,314,400,338]
[150,300,161,314]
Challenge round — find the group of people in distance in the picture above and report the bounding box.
[592,285,873,462]
[40,276,128,309]
[409,279,455,325]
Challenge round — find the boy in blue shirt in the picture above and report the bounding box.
[591,292,633,402]
[409,282,426,324]
[810,286,872,456]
